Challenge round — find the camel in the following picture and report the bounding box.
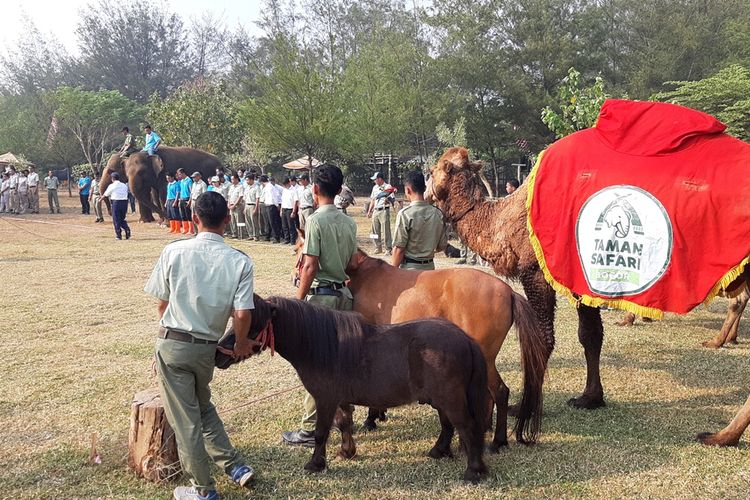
[427,147,607,409]
[698,393,750,446]
[616,274,749,349]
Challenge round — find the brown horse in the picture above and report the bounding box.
[293,234,548,450]
[216,294,489,481]
[698,392,750,446]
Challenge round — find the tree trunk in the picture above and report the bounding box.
[128,388,180,483]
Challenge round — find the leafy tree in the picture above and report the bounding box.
[75,0,194,101]
[148,80,244,157]
[46,87,143,169]
[541,67,608,139]
[655,64,750,141]
[0,15,73,94]
[242,34,344,164]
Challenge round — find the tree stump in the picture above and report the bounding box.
[128,388,181,482]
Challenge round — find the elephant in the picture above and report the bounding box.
[100,146,222,223]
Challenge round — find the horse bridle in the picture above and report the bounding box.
[216,318,275,358]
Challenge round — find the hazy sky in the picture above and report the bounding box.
[2,0,264,54]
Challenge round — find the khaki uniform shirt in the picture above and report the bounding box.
[27,172,39,187]
[190,180,207,201]
[302,205,357,287]
[44,176,59,190]
[393,201,447,260]
[299,185,314,209]
[144,232,255,341]
[244,182,260,204]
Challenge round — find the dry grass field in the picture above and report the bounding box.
[1,195,749,499]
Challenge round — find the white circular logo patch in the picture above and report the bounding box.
[576,185,673,297]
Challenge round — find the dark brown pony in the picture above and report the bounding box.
[217,294,489,481]
[293,234,548,450]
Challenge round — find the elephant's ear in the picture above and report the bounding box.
[151,155,165,178]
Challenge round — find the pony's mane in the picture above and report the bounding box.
[267,296,365,374]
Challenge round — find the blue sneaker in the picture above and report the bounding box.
[173,486,219,500]
[229,464,255,488]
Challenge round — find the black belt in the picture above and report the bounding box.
[301,206,313,210]
[405,256,434,265]
[158,327,217,344]
[375,207,389,211]
[309,282,347,297]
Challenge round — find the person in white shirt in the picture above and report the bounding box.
[189,172,208,234]
[260,175,282,243]
[8,167,19,214]
[27,166,40,213]
[0,173,9,212]
[227,174,246,239]
[16,170,29,215]
[242,174,261,240]
[101,172,131,240]
[280,177,299,245]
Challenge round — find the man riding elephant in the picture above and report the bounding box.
[100,146,222,223]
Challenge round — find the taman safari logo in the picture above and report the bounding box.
[576,185,673,297]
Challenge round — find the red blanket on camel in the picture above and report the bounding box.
[527,99,750,318]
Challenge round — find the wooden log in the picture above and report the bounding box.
[128,388,181,482]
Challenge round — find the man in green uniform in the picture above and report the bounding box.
[297,173,315,230]
[144,191,256,500]
[366,172,396,255]
[282,164,357,446]
[119,127,138,157]
[43,170,61,214]
[392,170,447,270]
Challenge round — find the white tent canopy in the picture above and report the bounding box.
[283,156,320,170]
[0,152,34,167]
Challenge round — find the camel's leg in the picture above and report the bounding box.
[697,393,750,446]
[727,290,749,344]
[486,364,509,452]
[519,265,556,358]
[569,305,606,409]
[702,291,747,348]
[615,312,636,326]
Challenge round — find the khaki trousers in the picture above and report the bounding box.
[155,338,243,492]
[243,204,260,238]
[17,189,28,214]
[371,208,392,252]
[400,261,435,271]
[230,202,246,238]
[28,187,39,212]
[47,189,60,213]
[9,189,19,213]
[92,195,103,219]
[298,207,314,230]
[300,289,354,431]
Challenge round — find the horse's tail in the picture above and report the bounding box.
[466,339,488,447]
[511,290,547,444]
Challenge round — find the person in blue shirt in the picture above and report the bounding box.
[165,172,180,234]
[176,168,194,234]
[78,172,92,215]
[142,124,162,156]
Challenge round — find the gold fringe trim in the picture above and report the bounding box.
[702,255,750,306]
[524,149,748,319]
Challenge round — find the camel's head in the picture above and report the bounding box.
[427,147,483,203]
